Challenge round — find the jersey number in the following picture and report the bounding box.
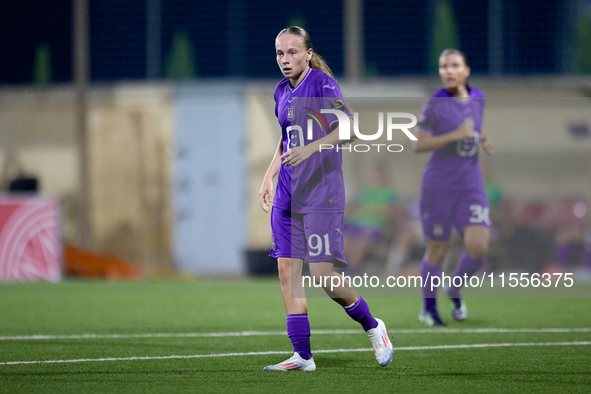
[308,233,331,257]
[469,204,491,225]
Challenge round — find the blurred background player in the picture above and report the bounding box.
[413,48,494,326]
[382,197,425,277]
[552,199,591,281]
[478,163,507,272]
[258,26,393,371]
[344,164,399,273]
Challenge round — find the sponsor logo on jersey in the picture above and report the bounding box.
[330,99,347,112]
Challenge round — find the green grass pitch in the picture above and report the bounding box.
[0,279,590,393]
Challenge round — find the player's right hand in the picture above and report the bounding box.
[452,119,474,141]
[258,178,274,213]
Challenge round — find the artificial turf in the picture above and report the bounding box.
[0,279,590,393]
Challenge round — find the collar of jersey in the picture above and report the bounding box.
[288,68,313,94]
[444,86,479,103]
[445,87,478,105]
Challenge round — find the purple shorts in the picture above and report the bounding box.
[419,187,491,241]
[270,207,347,267]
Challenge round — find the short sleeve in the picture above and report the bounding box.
[320,78,351,131]
[417,100,437,134]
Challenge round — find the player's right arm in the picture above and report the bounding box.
[413,121,474,153]
[259,137,283,213]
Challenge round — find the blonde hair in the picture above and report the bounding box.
[276,26,334,78]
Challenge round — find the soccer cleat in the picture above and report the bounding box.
[444,286,468,322]
[366,318,394,366]
[263,352,316,371]
[451,301,468,322]
[419,308,446,327]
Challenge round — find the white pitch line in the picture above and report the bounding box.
[1,341,590,366]
[0,328,590,341]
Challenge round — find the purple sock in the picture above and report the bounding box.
[286,314,312,360]
[449,252,485,299]
[420,259,442,311]
[343,297,378,332]
[555,244,571,268]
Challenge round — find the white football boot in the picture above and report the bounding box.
[366,318,394,366]
[263,352,316,371]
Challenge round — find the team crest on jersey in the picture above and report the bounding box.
[287,107,294,121]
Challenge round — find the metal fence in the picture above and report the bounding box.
[0,0,588,83]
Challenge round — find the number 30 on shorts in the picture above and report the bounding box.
[469,204,491,225]
[308,233,331,257]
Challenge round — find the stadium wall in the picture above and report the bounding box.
[0,79,589,276]
[0,84,175,276]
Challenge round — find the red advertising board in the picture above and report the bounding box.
[0,196,62,282]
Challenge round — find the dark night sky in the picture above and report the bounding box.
[0,0,565,84]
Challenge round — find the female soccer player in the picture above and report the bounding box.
[258,26,393,371]
[414,49,494,326]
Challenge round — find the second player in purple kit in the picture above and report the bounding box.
[258,26,393,371]
[414,49,495,326]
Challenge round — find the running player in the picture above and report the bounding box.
[414,49,494,326]
[258,26,393,370]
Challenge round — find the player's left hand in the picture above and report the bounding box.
[281,145,314,167]
[481,136,494,155]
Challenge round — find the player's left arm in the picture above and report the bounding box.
[480,127,494,155]
[281,118,355,167]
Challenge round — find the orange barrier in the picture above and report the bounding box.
[64,246,144,280]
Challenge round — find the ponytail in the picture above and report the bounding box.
[310,52,333,78]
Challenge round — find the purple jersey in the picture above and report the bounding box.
[273,68,351,213]
[418,87,486,191]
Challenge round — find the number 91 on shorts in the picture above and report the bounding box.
[269,207,347,266]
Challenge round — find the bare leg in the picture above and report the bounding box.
[308,261,359,306]
[424,239,449,267]
[277,257,307,315]
[463,226,490,259]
